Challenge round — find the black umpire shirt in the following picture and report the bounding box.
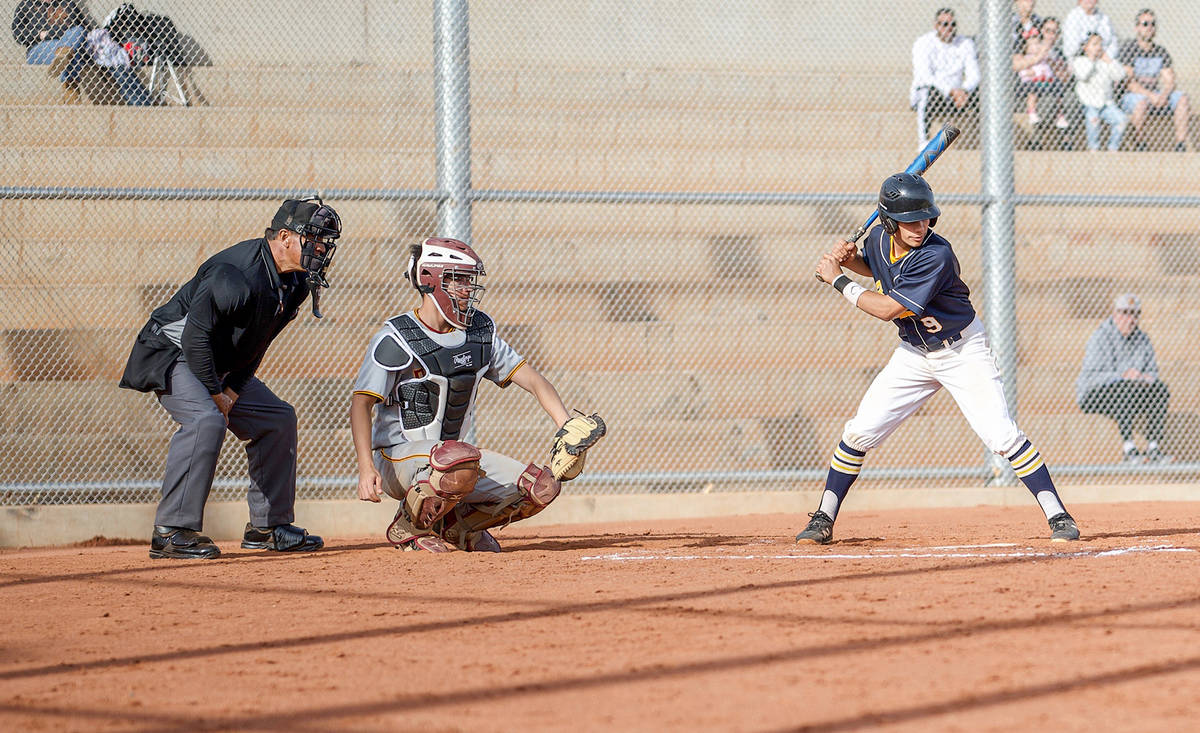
[119,238,309,396]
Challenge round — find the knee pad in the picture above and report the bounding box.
[517,463,561,508]
[404,440,483,531]
[439,464,561,549]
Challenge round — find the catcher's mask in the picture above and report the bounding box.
[878,173,939,237]
[272,197,342,317]
[406,238,486,330]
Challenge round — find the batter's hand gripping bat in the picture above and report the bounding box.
[813,122,961,281]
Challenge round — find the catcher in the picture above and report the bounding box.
[349,237,605,552]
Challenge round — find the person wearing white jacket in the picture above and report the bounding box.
[909,8,979,148]
[1071,32,1128,151]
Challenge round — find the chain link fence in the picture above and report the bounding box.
[3,0,1199,506]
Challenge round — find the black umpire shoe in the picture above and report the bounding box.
[794,511,835,545]
[1048,513,1080,542]
[149,526,221,559]
[241,523,324,552]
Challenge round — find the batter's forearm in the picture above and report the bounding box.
[855,291,909,321]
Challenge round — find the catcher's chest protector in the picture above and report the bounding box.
[385,313,493,440]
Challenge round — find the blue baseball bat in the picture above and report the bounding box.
[814,122,961,280]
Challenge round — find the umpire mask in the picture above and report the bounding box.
[272,197,342,318]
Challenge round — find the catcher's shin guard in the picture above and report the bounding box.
[440,463,561,549]
[386,440,482,547]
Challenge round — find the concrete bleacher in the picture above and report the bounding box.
[6,46,1200,486]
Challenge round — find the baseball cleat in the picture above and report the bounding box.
[241,523,323,552]
[149,526,221,559]
[466,530,502,553]
[795,511,834,545]
[1048,512,1080,542]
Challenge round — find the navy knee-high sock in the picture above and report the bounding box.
[818,441,865,521]
[1007,439,1066,518]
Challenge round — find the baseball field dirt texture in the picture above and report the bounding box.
[3,501,1199,732]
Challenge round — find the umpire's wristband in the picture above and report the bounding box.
[832,274,866,306]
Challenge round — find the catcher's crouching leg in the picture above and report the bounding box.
[440,463,561,551]
[386,440,483,552]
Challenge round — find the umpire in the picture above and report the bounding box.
[120,198,342,559]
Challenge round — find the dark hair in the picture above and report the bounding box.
[1038,16,1060,29]
[935,7,954,20]
[1135,8,1155,22]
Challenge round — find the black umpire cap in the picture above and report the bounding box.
[272,199,321,236]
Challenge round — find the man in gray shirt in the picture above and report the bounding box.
[1076,293,1171,464]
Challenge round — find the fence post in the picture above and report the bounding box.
[433,0,473,244]
[980,0,1018,484]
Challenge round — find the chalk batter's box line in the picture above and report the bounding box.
[581,545,1195,562]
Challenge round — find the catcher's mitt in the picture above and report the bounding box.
[549,412,606,481]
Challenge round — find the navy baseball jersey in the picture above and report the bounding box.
[861,225,975,349]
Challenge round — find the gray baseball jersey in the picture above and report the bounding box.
[353,310,525,450]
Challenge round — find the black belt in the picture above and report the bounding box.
[912,332,963,352]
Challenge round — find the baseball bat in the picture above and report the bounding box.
[813,122,961,281]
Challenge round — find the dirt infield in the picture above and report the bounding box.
[3,501,1199,732]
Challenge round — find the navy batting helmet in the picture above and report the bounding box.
[878,173,940,234]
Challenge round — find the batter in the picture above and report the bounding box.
[798,172,1080,544]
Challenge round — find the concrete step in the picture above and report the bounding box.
[0,106,435,149]
[0,146,435,190]
[0,63,913,111]
[0,104,921,153]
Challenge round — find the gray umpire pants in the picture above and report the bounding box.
[155,360,298,531]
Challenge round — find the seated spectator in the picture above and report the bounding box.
[910,7,979,149]
[1014,18,1071,129]
[1119,9,1191,152]
[1071,32,1128,151]
[1010,0,1041,44]
[1062,0,1119,59]
[11,0,152,105]
[1076,294,1172,464]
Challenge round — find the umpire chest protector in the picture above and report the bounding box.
[372,312,494,441]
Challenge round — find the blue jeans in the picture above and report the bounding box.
[1083,103,1127,151]
[25,25,153,106]
[25,25,88,82]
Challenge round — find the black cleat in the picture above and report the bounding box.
[1048,512,1080,542]
[795,511,835,545]
[241,523,323,552]
[149,526,221,559]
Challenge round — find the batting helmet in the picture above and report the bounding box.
[877,173,940,234]
[406,238,486,330]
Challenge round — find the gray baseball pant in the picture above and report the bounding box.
[155,360,298,530]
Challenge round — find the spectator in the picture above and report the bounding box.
[1119,8,1191,152]
[1062,0,1119,59]
[119,199,343,559]
[910,7,979,148]
[1010,0,1041,44]
[11,0,151,105]
[1076,294,1172,465]
[1071,32,1128,152]
[1014,18,1071,129]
